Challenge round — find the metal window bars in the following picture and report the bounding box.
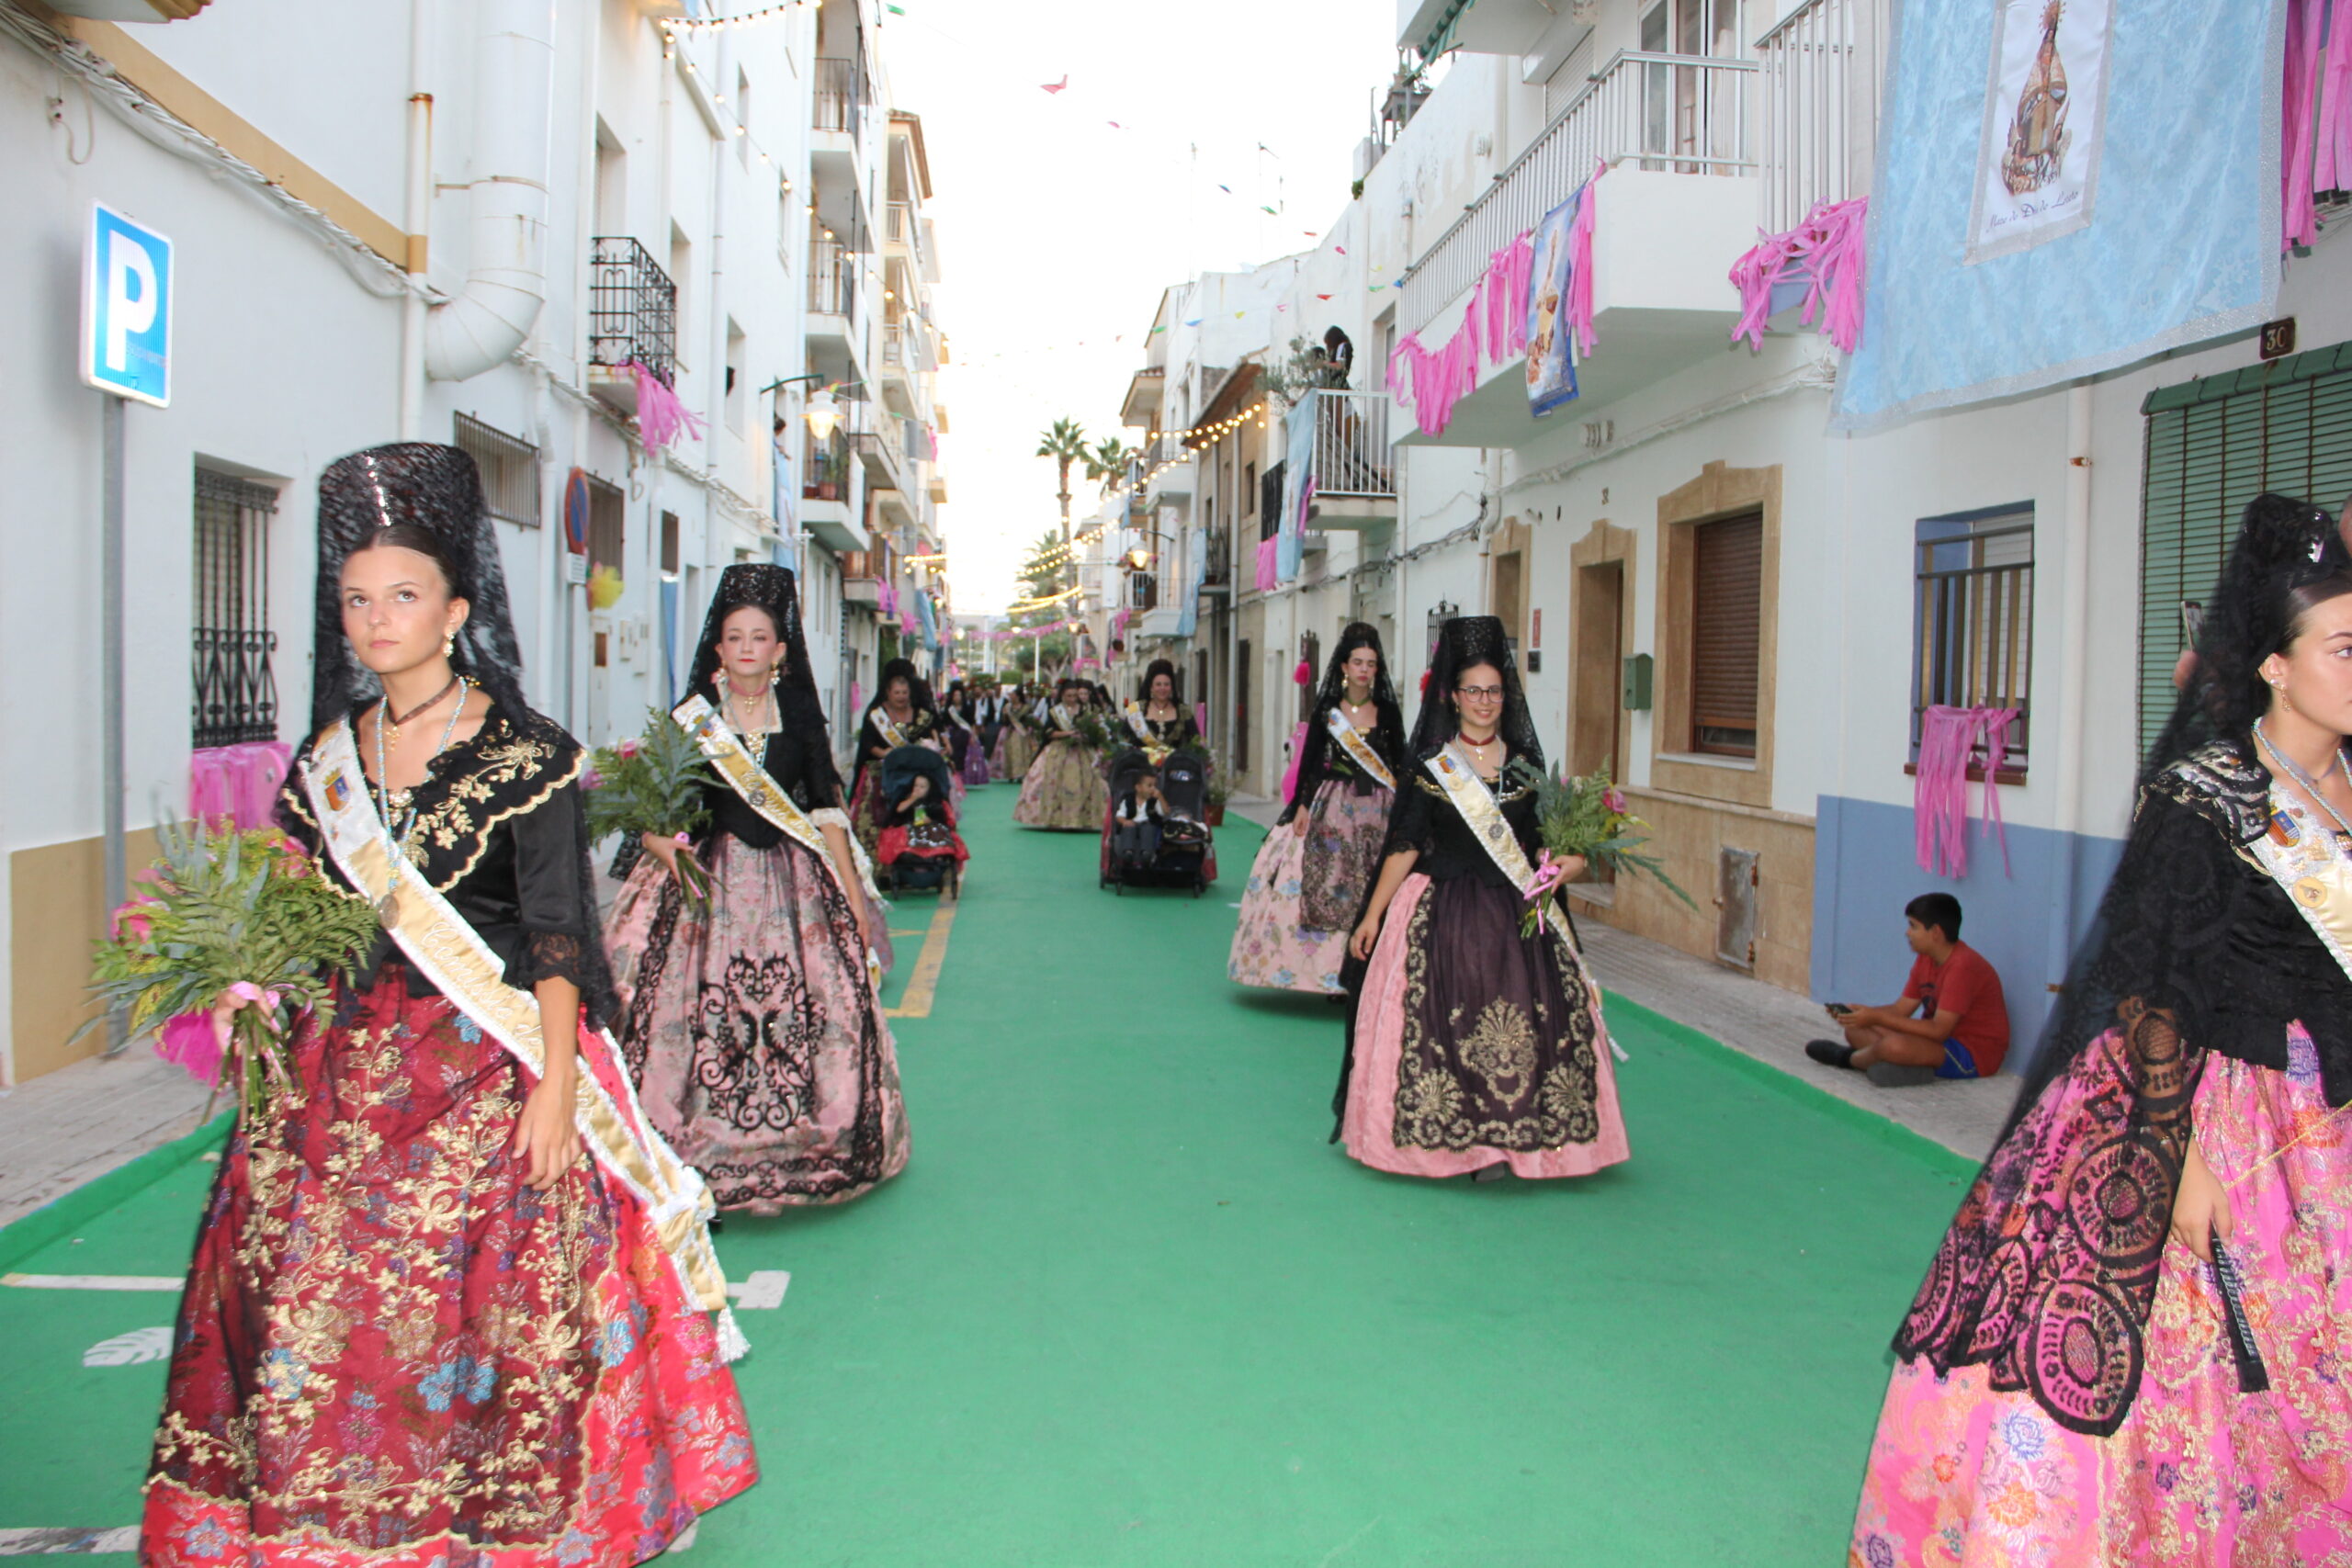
[588,237,678,387]
[454,412,542,527]
[1756,0,1888,234]
[813,57,863,133]
[808,235,855,317]
[1911,515,2034,768]
[192,468,279,749]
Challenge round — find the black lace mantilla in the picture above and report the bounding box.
[1891,740,2352,1435]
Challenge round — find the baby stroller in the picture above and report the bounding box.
[1099,747,1213,897]
[876,744,967,898]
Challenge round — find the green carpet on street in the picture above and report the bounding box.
[0,785,1970,1566]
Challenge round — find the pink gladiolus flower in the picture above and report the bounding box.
[1602,788,1628,815]
[616,738,642,760]
[582,767,605,791]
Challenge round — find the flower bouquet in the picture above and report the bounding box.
[1070,709,1114,754]
[88,821,381,1122]
[584,709,718,908]
[1514,762,1695,934]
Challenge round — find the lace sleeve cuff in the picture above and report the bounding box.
[809,807,851,831]
[510,930,596,995]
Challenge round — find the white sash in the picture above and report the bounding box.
[1050,704,1075,734]
[2246,791,2352,987]
[1420,743,1625,1060]
[302,722,743,1355]
[1122,699,1154,744]
[873,709,910,750]
[673,695,885,987]
[1327,707,1396,792]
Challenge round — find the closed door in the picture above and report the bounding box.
[1572,560,1625,778]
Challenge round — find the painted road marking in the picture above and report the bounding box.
[84,1326,173,1366]
[883,900,958,1020]
[0,1528,141,1554]
[725,1270,791,1310]
[4,1272,181,1291]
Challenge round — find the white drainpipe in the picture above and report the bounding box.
[424,0,555,382]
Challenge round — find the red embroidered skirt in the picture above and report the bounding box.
[141,970,757,1566]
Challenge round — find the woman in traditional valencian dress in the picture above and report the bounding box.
[1118,659,1201,757]
[1231,625,1405,995]
[848,659,937,860]
[993,683,1039,782]
[1851,495,2352,1567]
[143,444,754,1566]
[1335,615,1629,1182]
[1013,677,1108,830]
[604,565,909,1213]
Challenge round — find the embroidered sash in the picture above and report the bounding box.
[1049,704,1075,734]
[873,709,910,750]
[673,695,884,986]
[1123,699,1154,744]
[2245,792,2352,985]
[1327,707,1396,792]
[302,722,740,1346]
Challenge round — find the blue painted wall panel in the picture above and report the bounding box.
[1811,795,2126,1075]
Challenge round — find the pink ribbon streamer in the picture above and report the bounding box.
[1254,537,1281,591]
[1914,705,2019,878]
[1386,226,1547,439]
[189,741,295,830]
[2284,0,2352,251]
[628,361,707,451]
[1566,162,1601,357]
[157,1010,224,1088]
[1729,197,1870,354]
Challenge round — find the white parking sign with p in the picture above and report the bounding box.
[80,203,174,408]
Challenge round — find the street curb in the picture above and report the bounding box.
[1599,991,1982,1182]
[0,1111,232,1274]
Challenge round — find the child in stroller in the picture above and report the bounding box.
[877,743,967,897]
[1100,747,1213,895]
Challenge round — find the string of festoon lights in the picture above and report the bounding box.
[1103,402,1271,502]
[1023,522,1110,573]
[1006,584,1086,613]
[659,9,814,202]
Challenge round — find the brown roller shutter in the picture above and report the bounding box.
[1690,512,1761,757]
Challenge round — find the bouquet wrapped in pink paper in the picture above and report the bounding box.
[88,820,380,1122]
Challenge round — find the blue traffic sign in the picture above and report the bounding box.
[81,203,173,407]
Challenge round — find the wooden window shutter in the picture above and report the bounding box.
[1690,512,1762,757]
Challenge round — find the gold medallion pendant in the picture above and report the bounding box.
[377,891,401,930]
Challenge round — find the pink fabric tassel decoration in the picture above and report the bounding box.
[2285,0,2327,250]
[628,362,707,451]
[1566,163,1602,358]
[1914,705,2020,878]
[1729,197,1870,354]
[2321,0,2352,200]
[156,1010,225,1088]
[188,741,295,830]
[1254,537,1281,592]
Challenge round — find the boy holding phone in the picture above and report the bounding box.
[1807,894,2010,1087]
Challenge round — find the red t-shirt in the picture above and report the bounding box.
[1906,942,2010,1075]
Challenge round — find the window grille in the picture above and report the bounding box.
[2138,341,2352,757]
[192,468,279,748]
[585,473,626,573]
[1911,506,2033,772]
[661,511,681,578]
[1260,460,1285,543]
[454,412,541,527]
[1689,512,1762,757]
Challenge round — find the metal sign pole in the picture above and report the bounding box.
[101,391,128,1054]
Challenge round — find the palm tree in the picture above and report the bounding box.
[1085,436,1137,497]
[1035,418,1091,549]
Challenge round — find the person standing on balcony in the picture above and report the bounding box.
[849,658,938,860]
[1850,495,2352,1565]
[1231,625,1404,996]
[143,445,756,1566]
[1333,616,1629,1183]
[1013,677,1110,831]
[605,564,910,1214]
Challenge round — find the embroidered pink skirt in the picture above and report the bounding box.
[1851,1029,2352,1565]
[1340,872,1630,1179]
[1227,779,1390,995]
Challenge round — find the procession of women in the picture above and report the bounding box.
[103,441,2352,1566]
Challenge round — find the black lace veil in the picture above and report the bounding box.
[684,563,842,807]
[1892,492,2352,1437]
[1136,658,1182,704]
[1281,623,1405,821]
[1408,615,1541,764]
[310,443,528,731]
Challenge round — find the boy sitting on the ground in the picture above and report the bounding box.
[1806,893,2010,1088]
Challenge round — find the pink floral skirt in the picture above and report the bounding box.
[1227,779,1389,995]
[1012,738,1104,831]
[1340,873,1630,1179]
[606,832,909,1212]
[1851,1031,2352,1565]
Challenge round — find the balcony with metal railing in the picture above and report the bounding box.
[1757,0,1888,233]
[1392,51,1766,446]
[813,57,863,134]
[1300,389,1396,530]
[587,237,677,417]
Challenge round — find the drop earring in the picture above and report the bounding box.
[442,629,456,659]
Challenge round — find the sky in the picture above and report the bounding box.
[878,0,1403,613]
